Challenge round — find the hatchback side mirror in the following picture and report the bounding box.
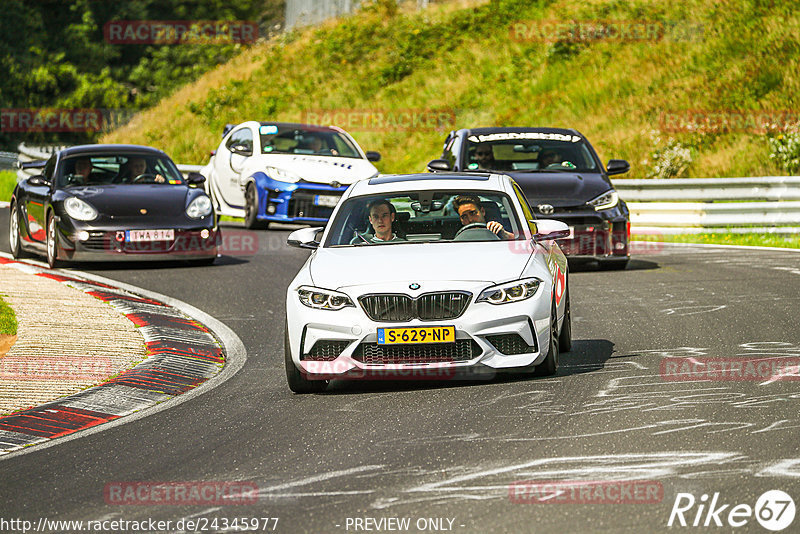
[606,159,630,176]
[426,159,451,172]
[366,151,381,162]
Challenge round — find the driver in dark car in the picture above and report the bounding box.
[116,157,166,183]
[453,195,514,240]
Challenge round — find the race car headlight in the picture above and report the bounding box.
[587,190,619,211]
[265,166,302,183]
[64,197,98,221]
[477,278,541,305]
[186,195,213,219]
[297,286,355,311]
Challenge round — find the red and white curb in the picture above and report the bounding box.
[0,257,244,457]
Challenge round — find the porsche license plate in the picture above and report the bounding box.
[377,326,455,345]
[125,229,175,242]
[314,195,340,208]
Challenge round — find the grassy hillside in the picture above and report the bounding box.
[103,0,800,179]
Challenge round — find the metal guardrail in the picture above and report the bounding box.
[615,177,800,234]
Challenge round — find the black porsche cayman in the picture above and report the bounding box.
[9,144,219,267]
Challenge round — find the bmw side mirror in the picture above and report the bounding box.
[426,159,451,172]
[606,159,630,176]
[366,151,381,162]
[287,227,324,249]
[186,172,206,185]
[27,174,50,187]
[533,219,571,241]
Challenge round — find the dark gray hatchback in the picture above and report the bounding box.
[427,127,631,269]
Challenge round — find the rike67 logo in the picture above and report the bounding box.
[668,490,796,531]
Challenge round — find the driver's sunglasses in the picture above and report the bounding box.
[459,209,480,221]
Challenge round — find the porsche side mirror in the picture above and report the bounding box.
[606,159,630,176]
[187,172,206,185]
[532,219,571,241]
[426,159,451,172]
[366,151,381,162]
[287,227,324,250]
[27,174,50,187]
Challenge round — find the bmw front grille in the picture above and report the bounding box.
[358,292,472,322]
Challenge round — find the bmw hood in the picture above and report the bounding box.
[255,154,378,185]
[309,242,532,290]
[510,171,612,207]
[66,185,190,216]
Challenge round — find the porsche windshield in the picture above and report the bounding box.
[258,124,360,158]
[325,191,526,247]
[464,132,598,172]
[58,154,184,188]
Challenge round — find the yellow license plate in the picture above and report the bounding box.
[377,326,455,345]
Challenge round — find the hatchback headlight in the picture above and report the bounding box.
[587,190,619,211]
[477,278,541,305]
[297,286,354,311]
[186,195,212,219]
[265,166,302,183]
[64,197,98,221]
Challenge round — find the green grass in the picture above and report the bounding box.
[634,232,800,249]
[102,0,800,179]
[0,295,18,336]
[1,171,17,203]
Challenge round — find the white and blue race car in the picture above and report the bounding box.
[200,121,381,228]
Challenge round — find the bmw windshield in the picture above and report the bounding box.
[325,191,528,247]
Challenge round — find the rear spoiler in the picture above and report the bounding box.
[17,159,47,170]
[222,123,236,138]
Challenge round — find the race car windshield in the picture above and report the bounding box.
[58,155,185,188]
[258,125,361,158]
[464,133,599,173]
[325,191,526,247]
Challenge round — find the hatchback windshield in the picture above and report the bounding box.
[258,124,361,158]
[464,132,598,172]
[59,154,184,188]
[325,191,526,246]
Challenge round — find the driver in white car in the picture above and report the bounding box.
[453,195,514,240]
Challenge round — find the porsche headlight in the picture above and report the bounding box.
[186,195,213,219]
[265,166,302,183]
[297,286,354,311]
[477,278,541,305]
[64,197,98,221]
[587,190,619,211]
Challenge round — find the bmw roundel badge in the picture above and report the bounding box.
[409,283,421,290]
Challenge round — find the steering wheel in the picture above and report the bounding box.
[133,173,158,183]
[454,222,501,241]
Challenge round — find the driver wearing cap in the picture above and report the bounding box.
[453,195,514,240]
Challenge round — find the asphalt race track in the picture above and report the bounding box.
[1,206,799,533]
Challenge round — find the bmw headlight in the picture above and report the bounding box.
[186,195,213,219]
[265,166,302,183]
[477,278,541,305]
[64,197,98,221]
[297,286,355,311]
[587,190,619,211]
